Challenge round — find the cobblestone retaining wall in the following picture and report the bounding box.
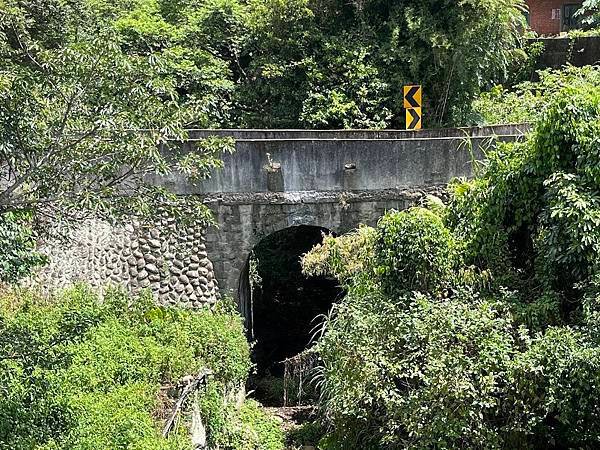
[35,187,441,306]
[36,216,219,307]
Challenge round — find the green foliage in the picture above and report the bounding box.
[301,76,600,448]
[4,0,530,132]
[577,0,600,29]
[240,0,527,127]
[315,288,524,449]
[200,392,284,450]
[40,383,191,450]
[305,207,458,296]
[447,177,512,275]
[473,84,538,125]
[237,400,285,450]
[375,208,457,296]
[511,327,600,447]
[0,0,235,282]
[0,212,46,283]
[0,285,251,450]
[298,44,392,129]
[287,421,324,448]
[473,73,600,305]
[252,371,319,407]
[302,225,376,285]
[505,40,545,87]
[473,65,600,125]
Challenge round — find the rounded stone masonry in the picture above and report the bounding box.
[33,215,219,308]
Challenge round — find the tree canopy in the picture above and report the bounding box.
[4,0,529,130]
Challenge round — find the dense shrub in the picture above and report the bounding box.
[314,290,523,449]
[467,71,600,319]
[287,421,324,448]
[302,75,600,448]
[511,327,600,447]
[0,286,279,450]
[304,208,458,296]
[235,400,284,450]
[375,208,457,296]
[473,66,600,125]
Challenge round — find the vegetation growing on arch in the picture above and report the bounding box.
[301,71,600,449]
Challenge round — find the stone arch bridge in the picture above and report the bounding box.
[38,125,526,306]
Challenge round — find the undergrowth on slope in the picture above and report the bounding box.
[0,285,283,450]
[301,70,600,449]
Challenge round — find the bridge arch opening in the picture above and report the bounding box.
[238,225,343,404]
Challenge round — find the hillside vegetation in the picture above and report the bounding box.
[302,68,600,448]
[0,286,283,450]
[2,0,527,129]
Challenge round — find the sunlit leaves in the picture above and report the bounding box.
[0,212,46,283]
[0,1,233,282]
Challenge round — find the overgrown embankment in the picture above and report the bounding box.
[0,286,283,450]
[299,66,600,449]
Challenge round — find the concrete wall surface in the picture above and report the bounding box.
[533,36,600,69]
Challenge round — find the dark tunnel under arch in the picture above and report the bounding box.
[237,225,344,380]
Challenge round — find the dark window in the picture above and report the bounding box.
[562,3,583,31]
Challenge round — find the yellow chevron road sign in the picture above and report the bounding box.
[404,85,422,130]
[405,107,422,130]
[403,85,422,108]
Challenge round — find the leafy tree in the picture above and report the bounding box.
[0,0,234,281]
[577,0,600,28]
[237,0,528,127]
[0,212,46,283]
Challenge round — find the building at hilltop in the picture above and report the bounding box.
[526,0,583,35]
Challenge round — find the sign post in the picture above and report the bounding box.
[403,85,422,130]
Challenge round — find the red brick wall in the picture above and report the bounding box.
[526,0,582,35]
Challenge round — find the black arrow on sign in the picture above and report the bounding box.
[407,108,421,129]
[405,85,421,108]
